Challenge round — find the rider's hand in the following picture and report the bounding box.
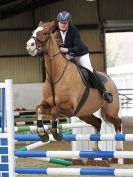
[60,47,68,53]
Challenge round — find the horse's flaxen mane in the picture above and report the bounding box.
[41,21,62,47]
[52,31,63,47]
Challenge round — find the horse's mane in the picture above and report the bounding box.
[50,21,63,47]
[52,31,63,47]
[42,21,63,47]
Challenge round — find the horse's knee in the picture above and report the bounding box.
[36,104,45,114]
[51,106,61,118]
[36,101,51,117]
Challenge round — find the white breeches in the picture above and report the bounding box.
[76,54,93,72]
[66,53,93,72]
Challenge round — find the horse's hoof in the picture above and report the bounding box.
[92,146,101,151]
[52,133,63,141]
[92,147,101,151]
[38,133,49,142]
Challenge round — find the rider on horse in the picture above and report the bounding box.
[26,18,121,145]
[55,11,113,103]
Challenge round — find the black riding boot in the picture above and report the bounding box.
[93,70,113,103]
[79,65,113,103]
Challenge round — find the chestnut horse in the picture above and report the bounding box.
[26,21,122,150]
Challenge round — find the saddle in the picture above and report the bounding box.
[76,65,108,88]
[70,59,108,88]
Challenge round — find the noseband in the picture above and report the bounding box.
[31,36,44,46]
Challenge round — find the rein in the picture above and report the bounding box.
[44,49,68,106]
[45,51,61,58]
[45,54,68,85]
[33,31,69,106]
[34,33,68,85]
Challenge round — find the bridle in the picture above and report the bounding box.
[31,30,62,58]
[31,31,51,54]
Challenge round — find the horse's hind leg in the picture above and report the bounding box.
[101,107,122,151]
[110,115,122,151]
[114,118,122,151]
[80,114,102,151]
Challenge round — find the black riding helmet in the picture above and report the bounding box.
[57,11,72,23]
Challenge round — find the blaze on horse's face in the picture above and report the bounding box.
[26,21,55,56]
[26,21,44,56]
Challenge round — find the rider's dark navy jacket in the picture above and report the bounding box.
[55,25,89,57]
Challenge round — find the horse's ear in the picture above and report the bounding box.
[51,21,56,27]
[38,21,44,26]
[49,21,56,30]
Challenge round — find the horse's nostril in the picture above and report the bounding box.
[31,42,35,46]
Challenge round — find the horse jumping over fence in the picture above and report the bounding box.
[26,21,122,150]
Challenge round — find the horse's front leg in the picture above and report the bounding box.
[36,101,51,142]
[50,105,74,141]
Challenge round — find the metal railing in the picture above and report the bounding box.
[118,89,133,109]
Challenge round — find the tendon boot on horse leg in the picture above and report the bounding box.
[91,70,113,103]
[80,114,102,151]
[50,106,63,141]
[36,105,49,142]
[50,105,74,141]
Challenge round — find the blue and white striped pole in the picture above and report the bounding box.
[15,133,133,141]
[15,168,133,176]
[15,150,133,159]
